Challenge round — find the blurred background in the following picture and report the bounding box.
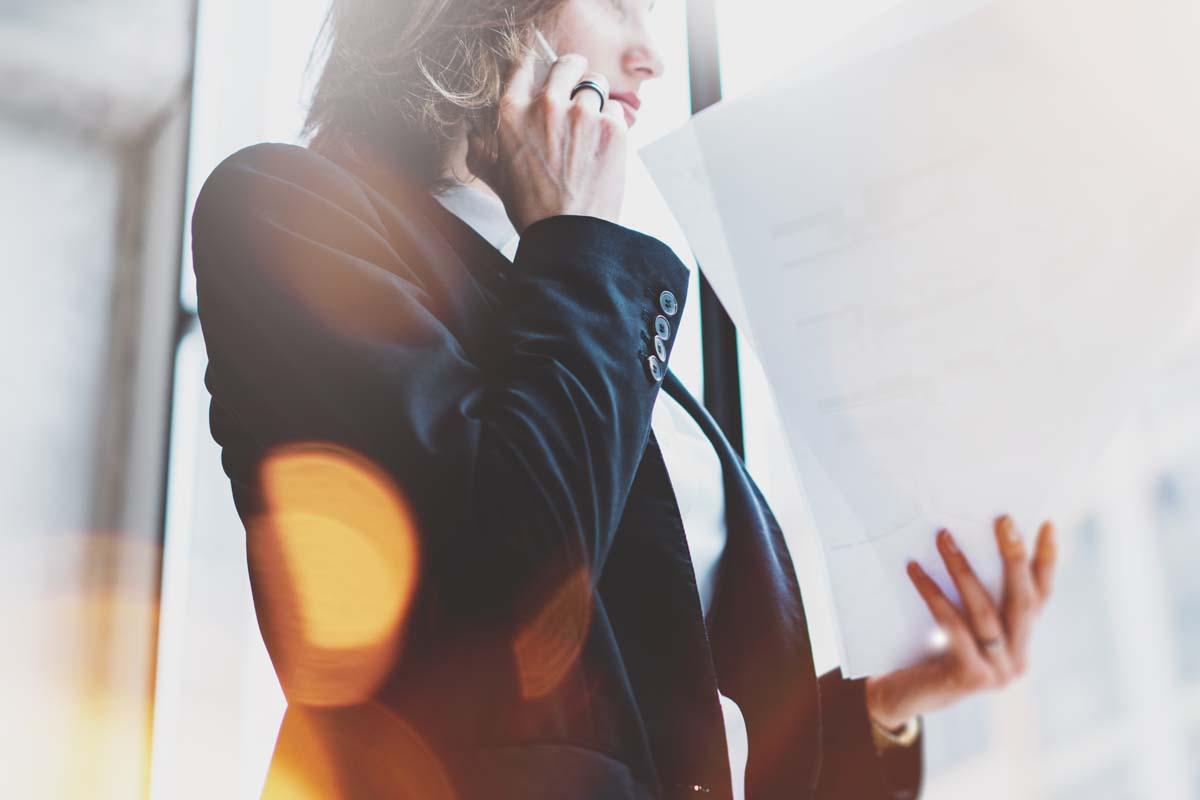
[3,0,1198,797]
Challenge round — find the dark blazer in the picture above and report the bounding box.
[191,139,923,800]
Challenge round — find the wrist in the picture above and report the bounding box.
[864,675,910,732]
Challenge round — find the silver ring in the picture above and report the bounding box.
[570,79,607,112]
[978,636,1005,653]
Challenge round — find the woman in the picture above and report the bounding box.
[191,0,1059,798]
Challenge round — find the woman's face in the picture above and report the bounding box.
[547,0,665,127]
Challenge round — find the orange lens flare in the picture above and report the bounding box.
[252,443,420,706]
[262,702,455,800]
[513,567,592,699]
[1,531,161,798]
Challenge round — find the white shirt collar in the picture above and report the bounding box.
[433,181,520,261]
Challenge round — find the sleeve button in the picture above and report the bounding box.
[654,314,671,340]
[659,290,678,316]
[646,355,665,383]
[654,335,668,362]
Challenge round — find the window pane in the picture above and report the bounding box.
[177,0,329,312]
[715,0,907,100]
[150,325,285,799]
[1151,466,1200,682]
[1029,516,1127,748]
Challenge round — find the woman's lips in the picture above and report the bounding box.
[610,92,640,127]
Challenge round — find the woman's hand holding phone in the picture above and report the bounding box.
[467,42,629,233]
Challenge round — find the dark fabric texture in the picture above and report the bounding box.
[191,138,924,800]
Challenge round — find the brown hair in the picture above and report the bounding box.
[302,0,568,192]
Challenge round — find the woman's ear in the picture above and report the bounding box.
[465,123,500,187]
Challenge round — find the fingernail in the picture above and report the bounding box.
[939,529,959,555]
[998,515,1019,543]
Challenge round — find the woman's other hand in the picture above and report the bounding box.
[864,516,1059,731]
[468,47,629,233]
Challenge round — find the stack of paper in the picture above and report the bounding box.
[642,0,1200,677]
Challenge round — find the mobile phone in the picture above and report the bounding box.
[531,27,557,89]
[469,26,557,146]
[532,27,558,61]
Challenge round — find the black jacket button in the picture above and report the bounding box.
[647,354,665,382]
[654,314,671,340]
[659,290,678,316]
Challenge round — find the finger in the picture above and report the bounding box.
[597,91,629,146]
[943,619,1003,693]
[906,560,975,649]
[599,89,628,127]
[569,71,610,113]
[544,53,590,102]
[937,529,1014,679]
[503,44,540,105]
[570,85,604,114]
[907,560,997,691]
[1032,521,1058,606]
[995,514,1038,674]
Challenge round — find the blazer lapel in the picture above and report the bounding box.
[598,425,734,797]
[661,370,822,800]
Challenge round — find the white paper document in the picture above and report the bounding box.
[642,0,1200,677]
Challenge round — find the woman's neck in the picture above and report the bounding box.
[441,130,503,203]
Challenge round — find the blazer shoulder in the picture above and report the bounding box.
[198,142,358,198]
[192,142,387,242]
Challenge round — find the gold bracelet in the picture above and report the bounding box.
[869,715,921,751]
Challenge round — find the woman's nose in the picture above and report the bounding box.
[628,46,667,80]
[624,33,665,80]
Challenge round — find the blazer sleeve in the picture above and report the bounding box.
[190,144,690,623]
[813,669,924,800]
